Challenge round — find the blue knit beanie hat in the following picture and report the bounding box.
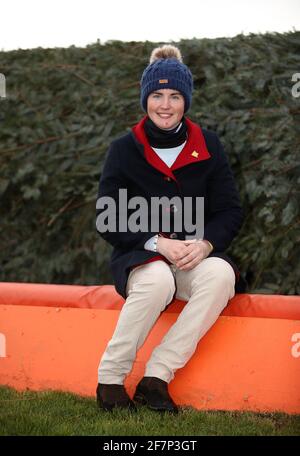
[140,45,193,113]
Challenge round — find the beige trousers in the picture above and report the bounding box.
[98,257,235,384]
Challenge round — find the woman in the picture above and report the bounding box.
[96,45,244,413]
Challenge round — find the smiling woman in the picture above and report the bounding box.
[95,43,244,414]
[147,90,185,130]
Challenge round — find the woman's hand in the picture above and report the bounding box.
[156,237,212,271]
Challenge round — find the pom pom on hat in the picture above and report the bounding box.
[140,45,193,113]
[149,45,183,63]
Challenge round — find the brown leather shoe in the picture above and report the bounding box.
[96,383,136,412]
[133,376,178,414]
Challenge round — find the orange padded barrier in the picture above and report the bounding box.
[0,282,300,320]
[0,304,299,413]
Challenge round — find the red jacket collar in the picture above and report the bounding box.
[132,116,211,180]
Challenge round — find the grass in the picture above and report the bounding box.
[0,386,299,436]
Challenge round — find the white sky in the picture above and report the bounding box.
[0,0,299,51]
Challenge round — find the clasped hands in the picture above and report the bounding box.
[156,237,212,271]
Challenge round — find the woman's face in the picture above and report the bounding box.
[147,89,185,130]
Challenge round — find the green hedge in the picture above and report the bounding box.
[0,32,299,294]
